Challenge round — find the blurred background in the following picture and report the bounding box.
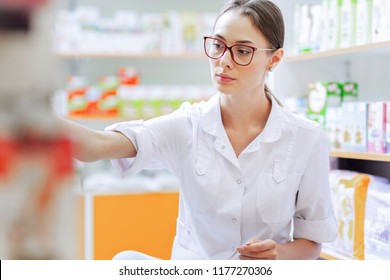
[1,0,389,260]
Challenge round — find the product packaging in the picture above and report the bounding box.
[367,102,387,153]
[66,76,89,117]
[307,81,342,127]
[326,107,343,149]
[341,102,367,152]
[364,177,390,259]
[342,81,358,102]
[329,170,371,259]
[340,0,358,48]
[97,76,119,117]
[372,0,387,42]
[326,0,342,50]
[356,0,371,45]
[117,85,145,119]
[296,4,312,53]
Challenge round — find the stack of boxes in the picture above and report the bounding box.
[67,67,139,118]
[66,67,214,120]
[306,81,389,154]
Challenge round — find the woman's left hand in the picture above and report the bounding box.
[236,239,278,260]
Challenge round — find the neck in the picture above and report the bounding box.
[220,90,271,131]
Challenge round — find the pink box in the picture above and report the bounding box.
[367,102,387,153]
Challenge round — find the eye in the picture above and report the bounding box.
[212,41,224,50]
[235,46,253,55]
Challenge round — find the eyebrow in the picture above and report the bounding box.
[214,34,255,45]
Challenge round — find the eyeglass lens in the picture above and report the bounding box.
[204,37,254,66]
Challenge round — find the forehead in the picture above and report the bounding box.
[214,10,268,45]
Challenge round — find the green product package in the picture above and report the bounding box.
[307,81,343,127]
[342,81,359,102]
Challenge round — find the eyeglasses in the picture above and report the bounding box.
[203,36,275,66]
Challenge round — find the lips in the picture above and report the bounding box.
[216,73,236,83]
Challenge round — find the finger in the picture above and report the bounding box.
[238,239,272,253]
[248,239,275,251]
[240,247,273,258]
[239,254,268,260]
[240,248,277,260]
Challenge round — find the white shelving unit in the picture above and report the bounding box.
[274,0,390,260]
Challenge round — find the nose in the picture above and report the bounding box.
[219,48,234,68]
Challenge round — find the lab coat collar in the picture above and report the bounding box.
[199,93,221,136]
[199,92,283,143]
[260,94,283,143]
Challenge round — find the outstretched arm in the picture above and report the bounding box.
[59,117,137,162]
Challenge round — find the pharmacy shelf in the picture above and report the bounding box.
[53,51,205,59]
[285,40,390,63]
[330,150,390,162]
[320,247,356,260]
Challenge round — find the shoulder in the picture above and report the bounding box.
[281,107,321,132]
[280,107,328,145]
[177,94,219,120]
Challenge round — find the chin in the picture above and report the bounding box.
[212,82,233,95]
[216,86,236,96]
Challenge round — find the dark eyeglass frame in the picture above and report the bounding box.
[203,36,275,66]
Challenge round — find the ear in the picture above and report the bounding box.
[268,48,284,71]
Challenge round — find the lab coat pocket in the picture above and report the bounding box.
[188,158,221,213]
[256,171,300,223]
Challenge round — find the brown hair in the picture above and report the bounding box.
[215,0,285,104]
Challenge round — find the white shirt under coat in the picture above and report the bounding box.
[105,93,337,260]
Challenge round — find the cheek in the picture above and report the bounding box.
[240,64,264,81]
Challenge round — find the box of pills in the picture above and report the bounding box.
[326,107,343,149]
[341,102,367,152]
[367,102,387,153]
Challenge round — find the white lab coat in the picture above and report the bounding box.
[106,93,337,260]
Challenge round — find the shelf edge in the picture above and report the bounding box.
[330,150,390,162]
[285,40,390,62]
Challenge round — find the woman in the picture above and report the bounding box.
[63,0,337,260]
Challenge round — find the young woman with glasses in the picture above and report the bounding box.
[61,0,337,260]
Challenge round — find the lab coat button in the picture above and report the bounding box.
[236,179,242,184]
[221,145,226,150]
[196,167,204,175]
[232,218,237,223]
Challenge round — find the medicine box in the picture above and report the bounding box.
[341,102,367,152]
[367,102,387,153]
[326,107,343,149]
[342,81,358,102]
[307,81,342,127]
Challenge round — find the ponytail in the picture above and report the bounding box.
[265,84,283,107]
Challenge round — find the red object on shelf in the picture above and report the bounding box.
[68,88,88,116]
[0,138,17,179]
[119,67,139,85]
[99,89,119,117]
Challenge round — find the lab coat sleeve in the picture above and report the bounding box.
[293,127,337,243]
[104,120,155,177]
[104,103,192,177]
